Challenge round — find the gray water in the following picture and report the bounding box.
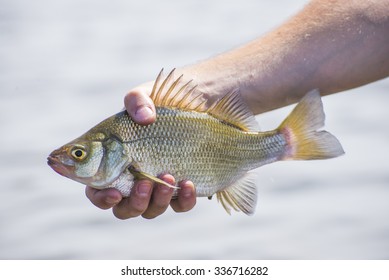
[1,0,388,259]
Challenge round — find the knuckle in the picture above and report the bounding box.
[112,207,141,220]
[141,212,159,219]
[85,188,110,210]
[98,204,113,210]
[142,207,167,219]
[171,199,196,213]
[112,199,148,220]
[131,202,148,215]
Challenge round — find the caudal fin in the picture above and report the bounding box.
[279,90,344,160]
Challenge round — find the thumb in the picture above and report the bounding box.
[124,85,156,125]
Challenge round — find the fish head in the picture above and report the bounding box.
[48,133,130,189]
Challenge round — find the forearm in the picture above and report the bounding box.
[179,0,389,114]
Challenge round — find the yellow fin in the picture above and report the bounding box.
[149,69,260,132]
[128,165,180,190]
[279,90,344,160]
[216,173,258,215]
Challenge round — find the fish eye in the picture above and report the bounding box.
[71,148,87,161]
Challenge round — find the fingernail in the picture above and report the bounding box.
[136,181,152,197]
[105,196,120,205]
[135,106,153,121]
[158,184,173,195]
[182,182,195,198]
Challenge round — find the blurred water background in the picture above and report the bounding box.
[1,0,388,259]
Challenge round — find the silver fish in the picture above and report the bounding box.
[48,70,344,215]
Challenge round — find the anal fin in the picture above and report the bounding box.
[216,173,258,215]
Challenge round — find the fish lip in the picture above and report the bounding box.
[47,156,62,174]
[47,155,71,177]
[47,155,59,166]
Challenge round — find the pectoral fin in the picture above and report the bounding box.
[128,165,180,190]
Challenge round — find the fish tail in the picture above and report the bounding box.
[278,90,344,160]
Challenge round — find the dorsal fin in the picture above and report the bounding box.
[149,69,260,132]
[206,89,260,132]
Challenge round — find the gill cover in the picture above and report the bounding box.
[88,138,130,188]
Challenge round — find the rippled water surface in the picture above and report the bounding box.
[1,0,388,259]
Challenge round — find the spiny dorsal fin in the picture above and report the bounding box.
[149,69,260,132]
[216,172,258,215]
[150,69,203,111]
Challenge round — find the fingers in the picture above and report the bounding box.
[141,174,175,219]
[112,179,153,219]
[85,186,122,210]
[124,85,156,125]
[86,176,197,220]
[170,180,196,213]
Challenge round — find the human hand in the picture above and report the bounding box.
[85,83,197,219]
[85,175,196,219]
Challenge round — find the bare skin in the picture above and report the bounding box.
[86,0,389,219]
[85,175,196,219]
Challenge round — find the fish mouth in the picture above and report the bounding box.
[47,155,70,177]
[47,156,58,166]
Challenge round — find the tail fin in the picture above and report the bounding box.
[279,90,344,160]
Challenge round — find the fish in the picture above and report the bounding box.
[48,69,344,215]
